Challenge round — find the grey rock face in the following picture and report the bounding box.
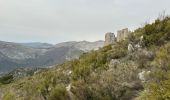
[109,59,120,68]
[138,70,151,82]
[117,28,129,42]
[128,44,135,53]
[104,32,116,46]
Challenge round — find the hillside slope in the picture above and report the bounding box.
[0,17,170,100]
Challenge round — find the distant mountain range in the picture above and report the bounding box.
[20,42,54,49]
[0,40,104,73]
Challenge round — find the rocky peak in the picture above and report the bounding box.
[117,28,130,42]
[104,32,116,46]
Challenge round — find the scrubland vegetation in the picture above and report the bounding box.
[0,16,170,100]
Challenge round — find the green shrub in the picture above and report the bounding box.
[100,45,112,52]
[0,74,13,84]
[142,17,170,47]
[3,92,16,100]
[72,46,112,81]
[108,41,128,60]
[49,84,69,100]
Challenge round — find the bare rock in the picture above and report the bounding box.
[117,28,130,42]
[104,32,116,46]
[138,70,151,82]
[128,44,135,53]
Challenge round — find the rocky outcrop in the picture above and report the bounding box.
[117,28,130,42]
[104,32,116,46]
[66,84,76,100]
[138,70,151,82]
[110,59,120,67]
[128,44,135,53]
[104,28,130,46]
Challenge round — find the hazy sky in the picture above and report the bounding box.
[0,0,170,44]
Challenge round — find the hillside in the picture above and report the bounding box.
[0,16,170,100]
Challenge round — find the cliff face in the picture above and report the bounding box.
[104,28,130,46]
[104,32,116,46]
[117,28,130,42]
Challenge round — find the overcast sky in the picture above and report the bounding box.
[0,0,170,44]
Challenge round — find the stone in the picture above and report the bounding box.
[110,59,120,65]
[138,35,144,47]
[140,36,144,42]
[109,59,120,69]
[138,70,151,82]
[128,44,135,53]
[138,49,154,59]
[138,71,145,81]
[104,32,116,46]
[66,84,71,91]
[135,44,141,48]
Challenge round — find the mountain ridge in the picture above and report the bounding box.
[0,40,104,73]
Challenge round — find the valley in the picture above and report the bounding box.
[0,41,104,73]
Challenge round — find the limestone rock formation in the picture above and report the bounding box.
[128,43,135,53]
[104,32,116,46]
[138,70,151,82]
[117,28,130,42]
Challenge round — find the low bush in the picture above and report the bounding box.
[108,41,128,60]
[49,84,69,100]
[137,43,170,100]
[142,17,170,47]
[0,74,13,84]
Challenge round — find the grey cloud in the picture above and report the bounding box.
[0,0,170,43]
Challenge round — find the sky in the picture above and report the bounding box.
[0,0,170,44]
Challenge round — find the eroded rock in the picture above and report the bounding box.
[128,44,135,53]
[104,32,116,46]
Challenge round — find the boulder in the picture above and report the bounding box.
[109,59,120,68]
[138,70,151,82]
